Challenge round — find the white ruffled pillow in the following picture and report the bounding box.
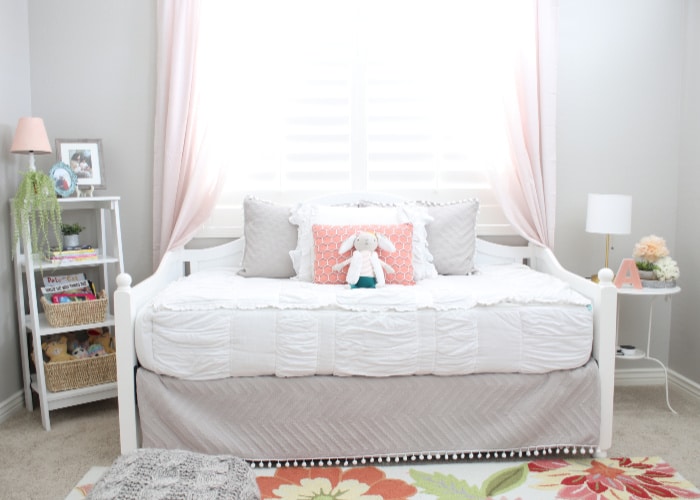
[289,203,437,282]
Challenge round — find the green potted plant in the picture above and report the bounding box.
[12,170,63,257]
[635,260,656,279]
[61,223,85,249]
[10,117,64,257]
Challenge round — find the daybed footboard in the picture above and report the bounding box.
[474,239,617,455]
[530,248,618,456]
[115,240,245,452]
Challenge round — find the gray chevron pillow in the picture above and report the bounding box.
[238,196,297,278]
[359,198,480,275]
[419,199,479,275]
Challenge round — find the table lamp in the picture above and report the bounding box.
[10,116,62,257]
[586,193,632,281]
[10,117,52,171]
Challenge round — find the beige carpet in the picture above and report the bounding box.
[0,385,698,500]
[0,398,119,500]
[608,385,700,485]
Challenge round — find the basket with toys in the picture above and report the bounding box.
[37,329,116,392]
[40,291,108,328]
[39,273,107,328]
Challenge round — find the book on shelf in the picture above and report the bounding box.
[41,273,97,302]
[46,245,98,263]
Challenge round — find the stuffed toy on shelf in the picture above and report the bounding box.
[41,335,74,363]
[88,329,115,354]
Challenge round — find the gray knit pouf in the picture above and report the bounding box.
[86,448,260,499]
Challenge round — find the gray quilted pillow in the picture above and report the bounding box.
[420,199,479,275]
[238,196,297,278]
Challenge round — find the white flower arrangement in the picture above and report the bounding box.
[653,256,680,282]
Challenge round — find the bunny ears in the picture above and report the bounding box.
[338,231,396,254]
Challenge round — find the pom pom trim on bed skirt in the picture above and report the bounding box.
[248,444,602,468]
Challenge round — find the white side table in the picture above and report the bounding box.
[616,285,681,413]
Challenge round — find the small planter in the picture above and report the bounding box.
[63,234,80,248]
[638,270,655,280]
[61,223,84,249]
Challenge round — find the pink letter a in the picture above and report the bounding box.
[614,258,643,289]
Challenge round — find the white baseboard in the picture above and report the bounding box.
[669,369,700,400]
[0,391,25,424]
[614,366,666,386]
[615,366,700,401]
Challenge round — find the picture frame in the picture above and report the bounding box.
[48,162,78,198]
[55,139,106,189]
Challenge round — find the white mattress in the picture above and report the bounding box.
[135,264,593,380]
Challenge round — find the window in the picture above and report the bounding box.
[198,1,516,237]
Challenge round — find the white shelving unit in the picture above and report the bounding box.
[12,196,124,430]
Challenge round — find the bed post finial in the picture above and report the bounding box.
[116,273,133,289]
[596,268,614,286]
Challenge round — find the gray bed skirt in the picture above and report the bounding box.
[137,360,600,463]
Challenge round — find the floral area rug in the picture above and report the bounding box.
[254,457,700,500]
[65,466,109,499]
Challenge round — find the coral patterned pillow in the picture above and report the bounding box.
[312,223,415,285]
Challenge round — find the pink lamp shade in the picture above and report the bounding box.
[11,117,52,155]
[11,117,52,172]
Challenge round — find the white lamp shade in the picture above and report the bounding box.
[10,117,52,154]
[586,193,632,235]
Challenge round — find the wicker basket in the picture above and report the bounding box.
[40,291,108,327]
[44,353,116,392]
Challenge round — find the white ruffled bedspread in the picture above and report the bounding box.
[136,264,593,380]
[151,263,590,312]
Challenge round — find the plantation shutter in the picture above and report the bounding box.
[199,1,509,238]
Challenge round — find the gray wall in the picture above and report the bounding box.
[0,0,33,411]
[554,0,696,376]
[556,1,681,372]
[672,2,700,384]
[1,0,699,411]
[27,0,156,286]
[0,0,155,409]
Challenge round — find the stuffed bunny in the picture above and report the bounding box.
[332,231,396,288]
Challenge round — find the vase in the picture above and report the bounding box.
[638,270,655,280]
[63,234,80,249]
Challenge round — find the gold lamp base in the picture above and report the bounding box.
[589,233,612,283]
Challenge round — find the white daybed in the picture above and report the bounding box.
[115,193,618,464]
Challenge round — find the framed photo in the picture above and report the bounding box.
[49,162,78,197]
[55,139,106,189]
